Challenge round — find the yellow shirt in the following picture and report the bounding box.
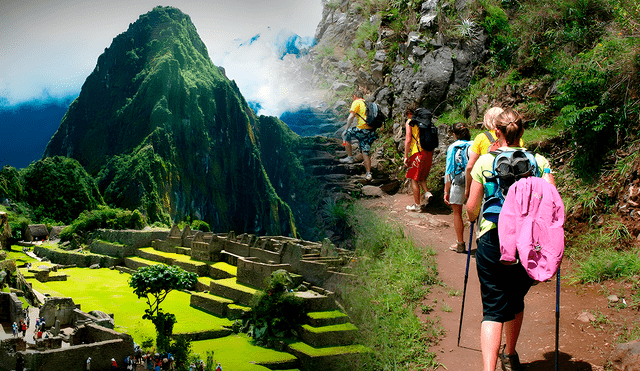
[409,124,421,156]
[470,130,524,155]
[350,99,371,130]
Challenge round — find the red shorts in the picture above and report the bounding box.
[406,151,433,181]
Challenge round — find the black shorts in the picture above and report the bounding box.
[475,228,533,322]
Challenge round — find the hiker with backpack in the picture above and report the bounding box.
[465,107,525,200]
[340,88,379,181]
[444,123,471,252]
[403,106,437,211]
[466,109,556,371]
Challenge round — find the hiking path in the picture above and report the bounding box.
[360,193,618,371]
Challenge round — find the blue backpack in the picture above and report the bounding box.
[451,141,471,186]
[482,149,540,223]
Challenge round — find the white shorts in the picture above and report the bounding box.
[449,184,465,205]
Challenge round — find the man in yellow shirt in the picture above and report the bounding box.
[340,89,377,181]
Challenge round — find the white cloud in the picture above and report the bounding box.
[0,0,323,108]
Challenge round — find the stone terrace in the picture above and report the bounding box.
[30,227,371,371]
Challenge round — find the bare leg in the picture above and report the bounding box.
[411,179,420,205]
[481,320,503,371]
[503,311,524,355]
[345,142,353,157]
[362,153,371,173]
[452,204,464,243]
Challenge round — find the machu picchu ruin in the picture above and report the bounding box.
[1,226,371,371]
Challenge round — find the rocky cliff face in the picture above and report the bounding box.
[44,6,296,236]
[308,0,488,152]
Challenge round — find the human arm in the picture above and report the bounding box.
[444,177,452,205]
[403,120,412,166]
[466,179,484,222]
[464,151,480,199]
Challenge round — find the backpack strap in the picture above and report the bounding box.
[484,130,496,144]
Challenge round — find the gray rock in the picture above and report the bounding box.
[331,81,351,92]
[337,60,353,71]
[420,0,439,30]
[374,50,387,62]
[610,340,640,371]
[362,185,384,197]
[608,294,620,303]
[89,264,100,269]
[357,48,368,59]
[371,62,384,81]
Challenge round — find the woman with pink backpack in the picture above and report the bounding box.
[466,108,559,371]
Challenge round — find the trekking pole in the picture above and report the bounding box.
[555,268,560,371]
[457,221,474,347]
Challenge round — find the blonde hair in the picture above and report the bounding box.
[495,109,524,146]
[483,107,504,130]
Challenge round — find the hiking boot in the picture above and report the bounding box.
[340,156,355,164]
[406,204,420,212]
[365,172,373,181]
[449,242,466,253]
[500,351,522,371]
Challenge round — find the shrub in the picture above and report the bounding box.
[245,270,306,346]
[191,220,210,232]
[59,206,146,242]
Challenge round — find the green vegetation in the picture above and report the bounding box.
[129,264,199,350]
[340,205,440,370]
[60,206,145,242]
[244,270,306,346]
[21,156,104,224]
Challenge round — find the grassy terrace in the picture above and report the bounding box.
[25,267,233,342]
[191,334,297,371]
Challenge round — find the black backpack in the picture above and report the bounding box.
[409,108,438,151]
[356,101,386,130]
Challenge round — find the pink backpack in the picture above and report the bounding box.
[498,177,565,281]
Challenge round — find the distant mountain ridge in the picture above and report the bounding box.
[0,97,74,169]
[44,6,300,236]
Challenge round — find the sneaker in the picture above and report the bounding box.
[423,191,433,205]
[339,156,355,164]
[449,242,466,253]
[499,351,522,371]
[406,204,420,212]
[365,172,373,181]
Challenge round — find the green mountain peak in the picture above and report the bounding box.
[44,6,296,236]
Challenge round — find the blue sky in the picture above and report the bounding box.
[0,0,323,112]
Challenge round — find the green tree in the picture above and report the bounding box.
[129,264,197,350]
[21,156,104,224]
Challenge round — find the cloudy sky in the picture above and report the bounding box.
[0,0,324,113]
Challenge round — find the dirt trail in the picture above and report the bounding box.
[360,193,616,371]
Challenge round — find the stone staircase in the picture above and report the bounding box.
[298,136,400,195]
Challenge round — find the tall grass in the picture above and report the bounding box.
[341,205,441,370]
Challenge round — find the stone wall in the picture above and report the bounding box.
[40,297,77,328]
[0,292,24,323]
[88,240,136,258]
[236,258,291,289]
[26,338,132,371]
[94,229,169,248]
[33,246,120,268]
